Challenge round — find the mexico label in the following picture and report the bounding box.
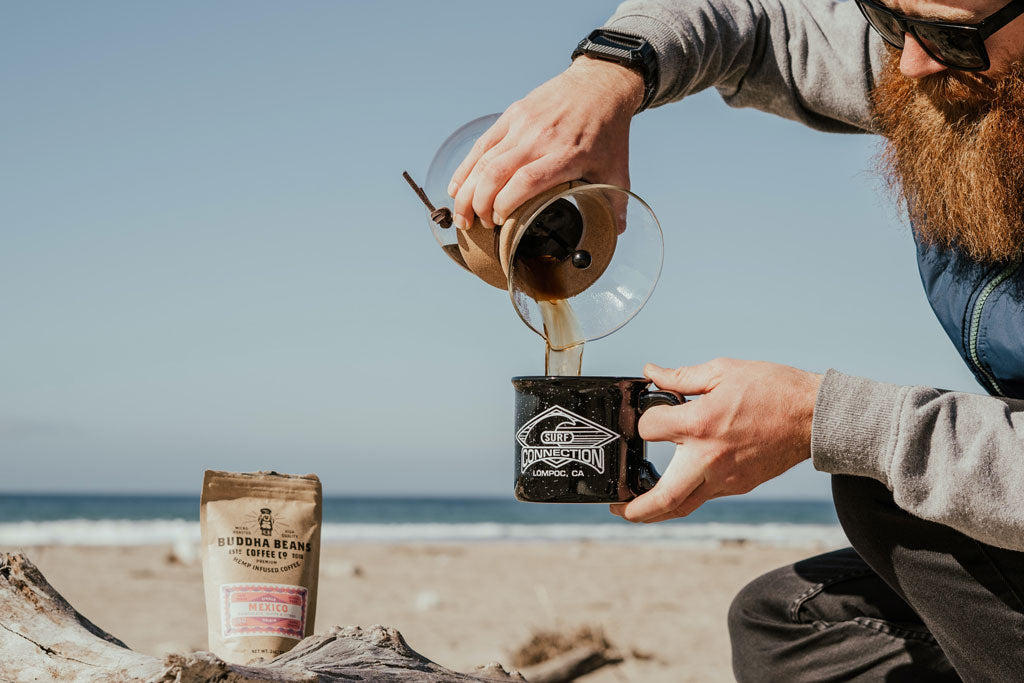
[220,583,308,640]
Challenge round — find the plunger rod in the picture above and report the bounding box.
[402,171,452,228]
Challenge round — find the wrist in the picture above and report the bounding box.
[568,55,645,113]
[803,372,825,459]
[780,367,824,464]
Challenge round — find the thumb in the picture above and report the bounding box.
[590,168,630,235]
[644,362,720,396]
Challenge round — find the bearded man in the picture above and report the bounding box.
[447,0,1024,679]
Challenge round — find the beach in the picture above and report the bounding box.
[6,541,831,681]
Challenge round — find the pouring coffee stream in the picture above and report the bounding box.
[539,300,584,376]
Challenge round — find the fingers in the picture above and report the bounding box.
[637,481,713,523]
[449,116,509,199]
[473,148,534,228]
[452,142,525,229]
[618,444,706,523]
[638,403,697,442]
[644,361,724,396]
[609,479,714,522]
[493,157,577,221]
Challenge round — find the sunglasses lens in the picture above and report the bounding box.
[860,2,906,46]
[912,25,986,70]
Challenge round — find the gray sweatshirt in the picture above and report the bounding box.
[603,0,1024,551]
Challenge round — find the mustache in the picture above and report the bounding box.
[917,69,998,112]
[873,45,1024,123]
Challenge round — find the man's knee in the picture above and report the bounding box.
[728,564,803,681]
[728,565,793,639]
[729,549,875,681]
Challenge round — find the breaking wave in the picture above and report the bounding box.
[0,519,848,548]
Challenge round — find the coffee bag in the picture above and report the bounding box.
[200,470,322,664]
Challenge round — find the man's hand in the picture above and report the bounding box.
[610,359,823,523]
[447,56,644,230]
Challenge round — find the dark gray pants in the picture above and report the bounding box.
[728,475,1024,682]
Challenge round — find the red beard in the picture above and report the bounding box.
[871,48,1024,263]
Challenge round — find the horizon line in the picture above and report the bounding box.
[0,490,835,502]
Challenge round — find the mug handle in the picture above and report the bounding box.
[635,390,685,494]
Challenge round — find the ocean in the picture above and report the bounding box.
[0,494,846,547]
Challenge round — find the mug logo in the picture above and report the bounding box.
[517,405,620,475]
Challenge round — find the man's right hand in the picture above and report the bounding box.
[447,55,644,230]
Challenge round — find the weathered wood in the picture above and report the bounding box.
[0,551,164,682]
[518,645,623,683]
[0,552,521,682]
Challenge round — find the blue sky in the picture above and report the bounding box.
[1,1,980,497]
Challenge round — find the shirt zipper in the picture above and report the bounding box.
[967,261,1020,397]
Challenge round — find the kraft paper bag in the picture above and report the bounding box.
[200,470,322,664]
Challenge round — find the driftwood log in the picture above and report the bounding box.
[0,552,523,682]
[516,646,622,683]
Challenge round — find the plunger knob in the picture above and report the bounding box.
[571,250,592,269]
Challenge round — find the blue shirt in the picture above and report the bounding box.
[917,241,1024,400]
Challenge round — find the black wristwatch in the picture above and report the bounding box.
[571,29,659,113]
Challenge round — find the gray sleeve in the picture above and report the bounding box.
[812,369,1024,551]
[604,0,887,133]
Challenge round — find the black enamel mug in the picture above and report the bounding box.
[512,376,683,503]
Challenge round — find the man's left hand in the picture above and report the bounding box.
[610,359,823,523]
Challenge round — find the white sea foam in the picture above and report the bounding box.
[0,519,201,547]
[0,519,848,548]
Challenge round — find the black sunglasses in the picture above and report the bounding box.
[855,0,1024,71]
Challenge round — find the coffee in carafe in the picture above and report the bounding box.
[508,195,597,376]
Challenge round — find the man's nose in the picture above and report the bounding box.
[899,33,948,78]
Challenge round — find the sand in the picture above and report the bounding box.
[5,542,833,682]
